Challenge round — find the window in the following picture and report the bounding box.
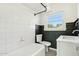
[47,11,66,31]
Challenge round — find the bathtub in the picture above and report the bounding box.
[7,43,45,56]
[57,35,79,56]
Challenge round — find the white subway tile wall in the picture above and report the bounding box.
[0,4,39,55]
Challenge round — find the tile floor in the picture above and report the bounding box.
[45,48,57,56]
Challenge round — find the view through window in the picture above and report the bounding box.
[48,11,64,28]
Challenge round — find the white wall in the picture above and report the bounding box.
[0,3,39,55]
[51,3,77,23]
[77,4,79,18]
[39,3,77,31]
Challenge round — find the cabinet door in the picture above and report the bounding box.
[57,41,79,56]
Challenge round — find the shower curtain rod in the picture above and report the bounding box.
[34,3,47,16]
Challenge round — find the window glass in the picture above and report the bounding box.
[48,11,64,28]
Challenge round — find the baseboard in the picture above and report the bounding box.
[49,47,57,51]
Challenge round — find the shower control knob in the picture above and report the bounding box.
[76,47,79,51]
[20,37,24,42]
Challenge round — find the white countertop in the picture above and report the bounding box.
[56,35,79,44]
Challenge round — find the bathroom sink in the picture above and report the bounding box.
[63,36,75,40]
[57,35,79,56]
[57,35,79,44]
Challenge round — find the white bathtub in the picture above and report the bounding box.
[6,43,45,56]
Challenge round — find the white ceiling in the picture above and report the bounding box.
[22,3,45,13]
[22,3,52,13]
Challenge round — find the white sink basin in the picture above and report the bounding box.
[63,36,75,40]
[57,35,79,44]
